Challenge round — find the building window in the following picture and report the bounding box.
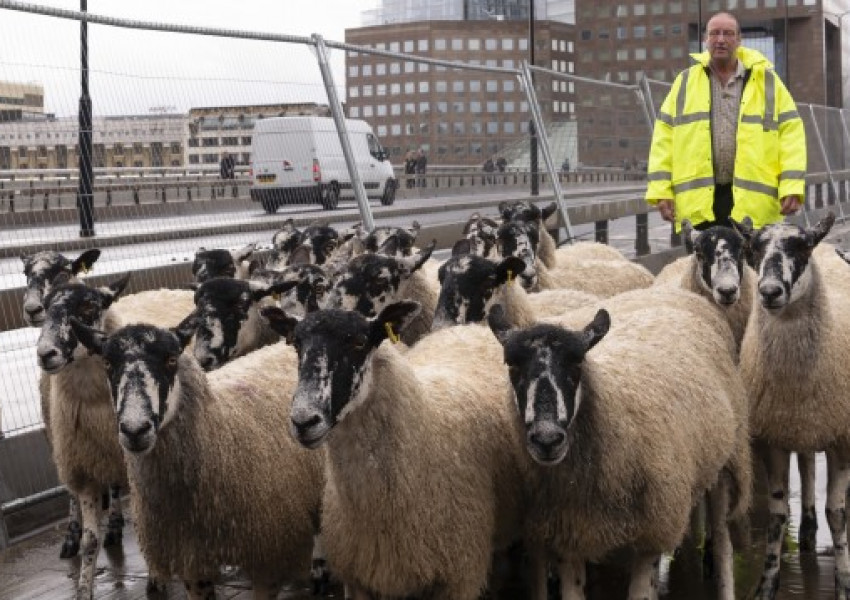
[437,101,448,114]
[616,4,629,16]
[189,154,200,164]
[391,83,401,95]
[452,101,465,113]
[469,38,480,51]
[634,26,646,38]
[377,105,387,116]
[419,82,429,93]
[363,85,373,97]
[652,47,665,59]
[503,80,514,92]
[519,39,528,50]
[470,80,481,92]
[436,81,448,93]
[452,38,463,50]
[453,122,465,134]
[598,29,610,39]
[486,80,498,92]
[405,103,416,114]
[241,137,252,146]
[487,122,499,134]
[363,106,374,117]
[653,25,664,37]
[391,124,402,135]
[404,40,414,52]
[486,101,498,113]
[377,84,387,96]
[651,1,664,14]
[671,24,682,35]
[671,47,684,58]
[405,62,415,73]
[470,101,482,114]
[405,82,415,94]
[635,48,647,60]
[435,38,447,50]
[391,104,401,116]
[581,30,592,40]
[348,66,359,78]
[376,63,386,75]
[634,3,646,14]
[504,122,515,134]
[485,38,497,50]
[377,125,387,136]
[502,38,514,50]
[350,107,360,118]
[418,39,428,51]
[419,102,430,113]
[390,63,401,75]
[670,0,683,12]
[503,101,515,113]
[349,87,360,98]
[389,41,400,52]
[222,137,238,146]
[453,80,465,93]
[418,63,429,73]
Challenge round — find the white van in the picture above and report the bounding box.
[249,116,397,212]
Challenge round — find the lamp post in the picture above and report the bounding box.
[77,0,95,238]
[529,0,539,196]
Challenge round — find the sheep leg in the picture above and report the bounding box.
[797,451,818,553]
[825,448,850,599]
[59,493,82,558]
[557,555,586,600]
[627,553,660,600]
[525,544,549,600]
[754,445,790,600]
[102,484,124,547]
[184,579,216,600]
[75,488,103,600]
[707,474,734,600]
[311,533,330,595]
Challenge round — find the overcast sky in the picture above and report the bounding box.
[0,0,379,117]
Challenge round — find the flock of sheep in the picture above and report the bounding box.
[16,201,850,600]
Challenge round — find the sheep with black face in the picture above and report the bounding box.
[70,316,325,600]
[264,302,530,600]
[488,291,750,600]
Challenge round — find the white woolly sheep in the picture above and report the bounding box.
[21,248,101,327]
[70,318,325,600]
[487,288,751,600]
[536,257,654,298]
[36,277,134,599]
[191,242,256,282]
[432,244,599,330]
[738,213,850,599]
[322,240,439,345]
[265,302,530,600]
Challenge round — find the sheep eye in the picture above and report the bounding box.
[103,359,112,372]
[165,356,178,371]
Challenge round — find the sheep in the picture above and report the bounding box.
[21,248,101,326]
[35,276,133,599]
[20,248,103,559]
[838,247,850,264]
[737,212,850,599]
[191,242,256,282]
[498,199,559,268]
[536,257,654,298]
[431,241,599,330]
[268,219,340,268]
[322,239,438,345]
[263,301,530,600]
[487,290,751,600]
[69,317,325,600]
[188,277,299,371]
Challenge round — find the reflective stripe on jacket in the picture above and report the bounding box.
[645,47,806,231]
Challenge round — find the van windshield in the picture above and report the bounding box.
[367,134,386,161]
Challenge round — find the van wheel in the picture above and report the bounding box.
[320,183,340,210]
[380,179,397,206]
[261,197,277,214]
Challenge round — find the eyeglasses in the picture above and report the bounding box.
[707,29,738,39]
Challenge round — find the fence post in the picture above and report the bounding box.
[635,213,651,256]
[594,220,609,244]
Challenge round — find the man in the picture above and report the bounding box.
[645,12,806,231]
[220,152,235,180]
[415,148,428,188]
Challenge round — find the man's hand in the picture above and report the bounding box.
[780,195,802,215]
[656,200,675,223]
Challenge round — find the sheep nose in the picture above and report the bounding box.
[529,429,566,454]
[716,285,738,303]
[198,355,217,371]
[291,414,322,436]
[759,284,783,304]
[120,420,152,442]
[25,304,44,318]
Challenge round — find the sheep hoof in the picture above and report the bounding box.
[102,528,123,547]
[798,514,817,553]
[59,523,82,559]
[311,558,329,596]
[835,570,850,599]
[146,577,167,595]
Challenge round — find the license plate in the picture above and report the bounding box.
[257,174,276,184]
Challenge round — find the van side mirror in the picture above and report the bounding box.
[375,150,388,162]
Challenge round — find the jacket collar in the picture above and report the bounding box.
[689,46,773,70]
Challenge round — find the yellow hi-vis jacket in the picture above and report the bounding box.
[645,47,806,231]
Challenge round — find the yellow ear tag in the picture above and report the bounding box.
[507,269,514,285]
[272,292,281,301]
[384,321,400,344]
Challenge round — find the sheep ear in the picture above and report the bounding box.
[541,202,558,222]
[233,243,256,263]
[807,212,835,247]
[582,309,610,352]
[836,248,850,266]
[408,220,421,236]
[681,220,697,255]
[451,238,472,257]
[372,300,421,343]
[173,312,198,349]
[413,240,436,268]
[487,304,513,345]
[69,317,107,355]
[730,216,754,241]
[288,245,312,266]
[261,306,300,344]
[379,234,401,256]
[264,280,299,300]
[99,273,131,307]
[72,249,101,275]
[463,213,482,234]
[496,256,528,286]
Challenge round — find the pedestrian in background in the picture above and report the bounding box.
[220,151,235,180]
[483,155,495,185]
[404,150,417,189]
[415,148,428,188]
[645,11,805,231]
